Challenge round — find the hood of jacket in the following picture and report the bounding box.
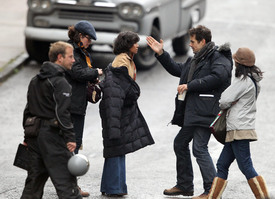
[104,63,131,80]
[217,42,233,66]
[37,61,66,80]
[197,42,233,71]
[109,63,129,75]
[251,72,263,82]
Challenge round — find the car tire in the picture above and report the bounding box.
[25,39,50,63]
[134,26,160,70]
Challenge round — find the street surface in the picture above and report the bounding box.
[0,0,274,198]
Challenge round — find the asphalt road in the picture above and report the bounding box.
[0,0,275,198]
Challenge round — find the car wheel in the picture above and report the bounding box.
[134,26,160,70]
[25,39,50,63]
[172,32,190,56]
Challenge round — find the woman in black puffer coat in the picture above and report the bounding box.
[99,31,154,197]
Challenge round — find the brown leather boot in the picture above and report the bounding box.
[208,177,227,199]
[78,186,90,197]
[248,176,270,199]
[163,186,193,196]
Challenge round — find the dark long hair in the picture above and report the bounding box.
[235,62,263,79]
[113,31,140,55]
[68,25,81,43]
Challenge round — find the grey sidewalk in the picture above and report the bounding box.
[0,0,29,82]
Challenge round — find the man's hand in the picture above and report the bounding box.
[146,36,164,56]
[67,142,76,152]
[177,84,188,94]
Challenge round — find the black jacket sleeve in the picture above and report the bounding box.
[23,103,31,128]
[156,50,187,78]
[53,77,75,143]
[67,55,99,83]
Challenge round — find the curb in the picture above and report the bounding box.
[0,52,30,83]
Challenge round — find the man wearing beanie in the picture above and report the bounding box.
[146,25,233,199]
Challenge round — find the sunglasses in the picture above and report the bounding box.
[84,35,92,41]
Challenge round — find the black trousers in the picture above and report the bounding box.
[174,126,216,194]
[71,114,85,154]
[21,122,82,199]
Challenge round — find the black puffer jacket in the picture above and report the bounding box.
[99,65,155,158]
[66,41,99,115]
[157,44,233,127]
[23,62,75,143]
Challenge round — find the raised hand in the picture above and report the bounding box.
[146,36,164,56]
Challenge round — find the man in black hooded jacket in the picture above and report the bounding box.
[147,25,233,199]
[21,41,82,199]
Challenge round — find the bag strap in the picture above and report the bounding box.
[210,110,225,127]
[248,75,258,99]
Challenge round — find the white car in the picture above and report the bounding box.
[25,0,206,69]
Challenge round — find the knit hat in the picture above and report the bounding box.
[75,20,97,40]
[233,47,255,67]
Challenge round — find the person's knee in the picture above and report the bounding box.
[173,139,181,153]
[217,161,227,173]
[192,132,210,158]
[238,164,257,180]
[192,142,208,158]
[173,136,189,153]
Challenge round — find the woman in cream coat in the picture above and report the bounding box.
[99,31,154,197]
[207,48,270,199]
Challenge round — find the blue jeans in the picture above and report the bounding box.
[100,156,127,195]
[217,140,258,180]
[174,126,216,194]
[71,114,85,154]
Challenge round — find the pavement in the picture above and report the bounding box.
[0,0,29,83]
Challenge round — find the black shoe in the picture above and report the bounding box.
[77,186,90,197]
[102,192,127,197]
[163,186,193,196]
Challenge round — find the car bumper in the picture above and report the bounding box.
[25,27,148,47]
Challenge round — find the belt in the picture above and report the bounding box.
[41,119,64,135]
[41,119,59,127]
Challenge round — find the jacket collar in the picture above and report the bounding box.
[37,61,65,79]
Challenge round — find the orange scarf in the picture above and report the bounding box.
[130,54,136,81]
[78,42,92,68]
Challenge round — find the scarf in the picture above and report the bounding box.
[187,41,215,82]
[129,53,137,81]
[78,42,92,68]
